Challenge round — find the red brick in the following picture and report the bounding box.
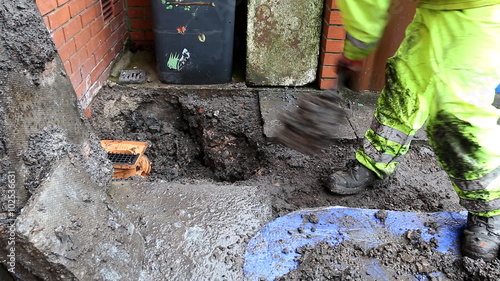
[58,39,77,62]
[63,17,83,40]
[84,105,92,118]
[43,17,51,30]
[86,36,101,55]
[326,10,343,25]
[103,49,115,66]
[69,47,88,73]
[325,0,339,10]
[145,31,154,41]
[74,27,92,49]
[80,55,96,78]
[85,0,97,8]
[114,0,125,14]
[128,0,150,7]
[144,7,151,18]
[80,4,100,27]
[128,7,144,18]
[116,23,128,41]
[75,81,86,99]
[37,0,57,16]
[130,19,152,30]
[323,38,344,53]
[63,60,72,75]
[119,27,129,40]
[319,65,337,79]
[69,65,83,87]
[115,34,126,51]
[319,78,338,90]
[47,6,71,30]
[57,0,71,7]
[90,17,105,36]
[97,25,112,44]
[91,59,106,83]
[69,0,87,17]
[51,28,66,48]
[111,12,126,31]
[106,31,120,50]
[324,23,345,40]
[130,31,145,41]
[94,40,111,62]
[321,53,343,66]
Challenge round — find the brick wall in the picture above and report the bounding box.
[126,0,154,47]
[36,0,129,114]
[318,0,345,90]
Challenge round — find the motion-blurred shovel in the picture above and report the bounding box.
[274,61,359,155]
[274,90,348,155]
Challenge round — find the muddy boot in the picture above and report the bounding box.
[461,213,500,261]
[324,162,379,195]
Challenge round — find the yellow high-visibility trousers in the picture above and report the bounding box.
[354,5,500,216]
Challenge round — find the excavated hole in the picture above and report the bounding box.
[90,85,462,216]
[90,87,264,182]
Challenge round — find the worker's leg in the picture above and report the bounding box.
[326,10,433,194]
[422,6,500,260]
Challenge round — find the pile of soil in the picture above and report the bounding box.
[277,235,500,281]
[90,85,500,280]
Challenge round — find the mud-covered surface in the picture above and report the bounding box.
[278,236,500,281]
[22,126,112,194]
[90,85,500,280]
[0,0,56,76]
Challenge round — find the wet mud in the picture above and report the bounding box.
[90,85,500,280]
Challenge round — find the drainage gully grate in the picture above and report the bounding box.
[107,153,139,165]
[118,70,147,84]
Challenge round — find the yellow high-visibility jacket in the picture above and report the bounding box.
[337,0,500,60]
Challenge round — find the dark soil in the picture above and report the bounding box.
[90,85,500,280]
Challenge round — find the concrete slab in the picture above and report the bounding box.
[15,157,145,281]
[260,89,428,142]
[246,0,323,86]
[109,180,273,281]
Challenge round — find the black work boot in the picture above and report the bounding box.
[324,162,379,195]
[461,213,500,261]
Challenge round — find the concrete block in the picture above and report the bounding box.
[247,0,323,86]
[15,157,145,281]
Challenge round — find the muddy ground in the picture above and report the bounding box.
[90,84,500,280]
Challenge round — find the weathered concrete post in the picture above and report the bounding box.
[0,1,144,280]
[246,0,324,86]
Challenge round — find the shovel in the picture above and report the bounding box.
[274,66,354,155]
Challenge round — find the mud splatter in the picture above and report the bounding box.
[426,111,485,180]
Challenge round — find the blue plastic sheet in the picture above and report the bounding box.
[244,206,467,280]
